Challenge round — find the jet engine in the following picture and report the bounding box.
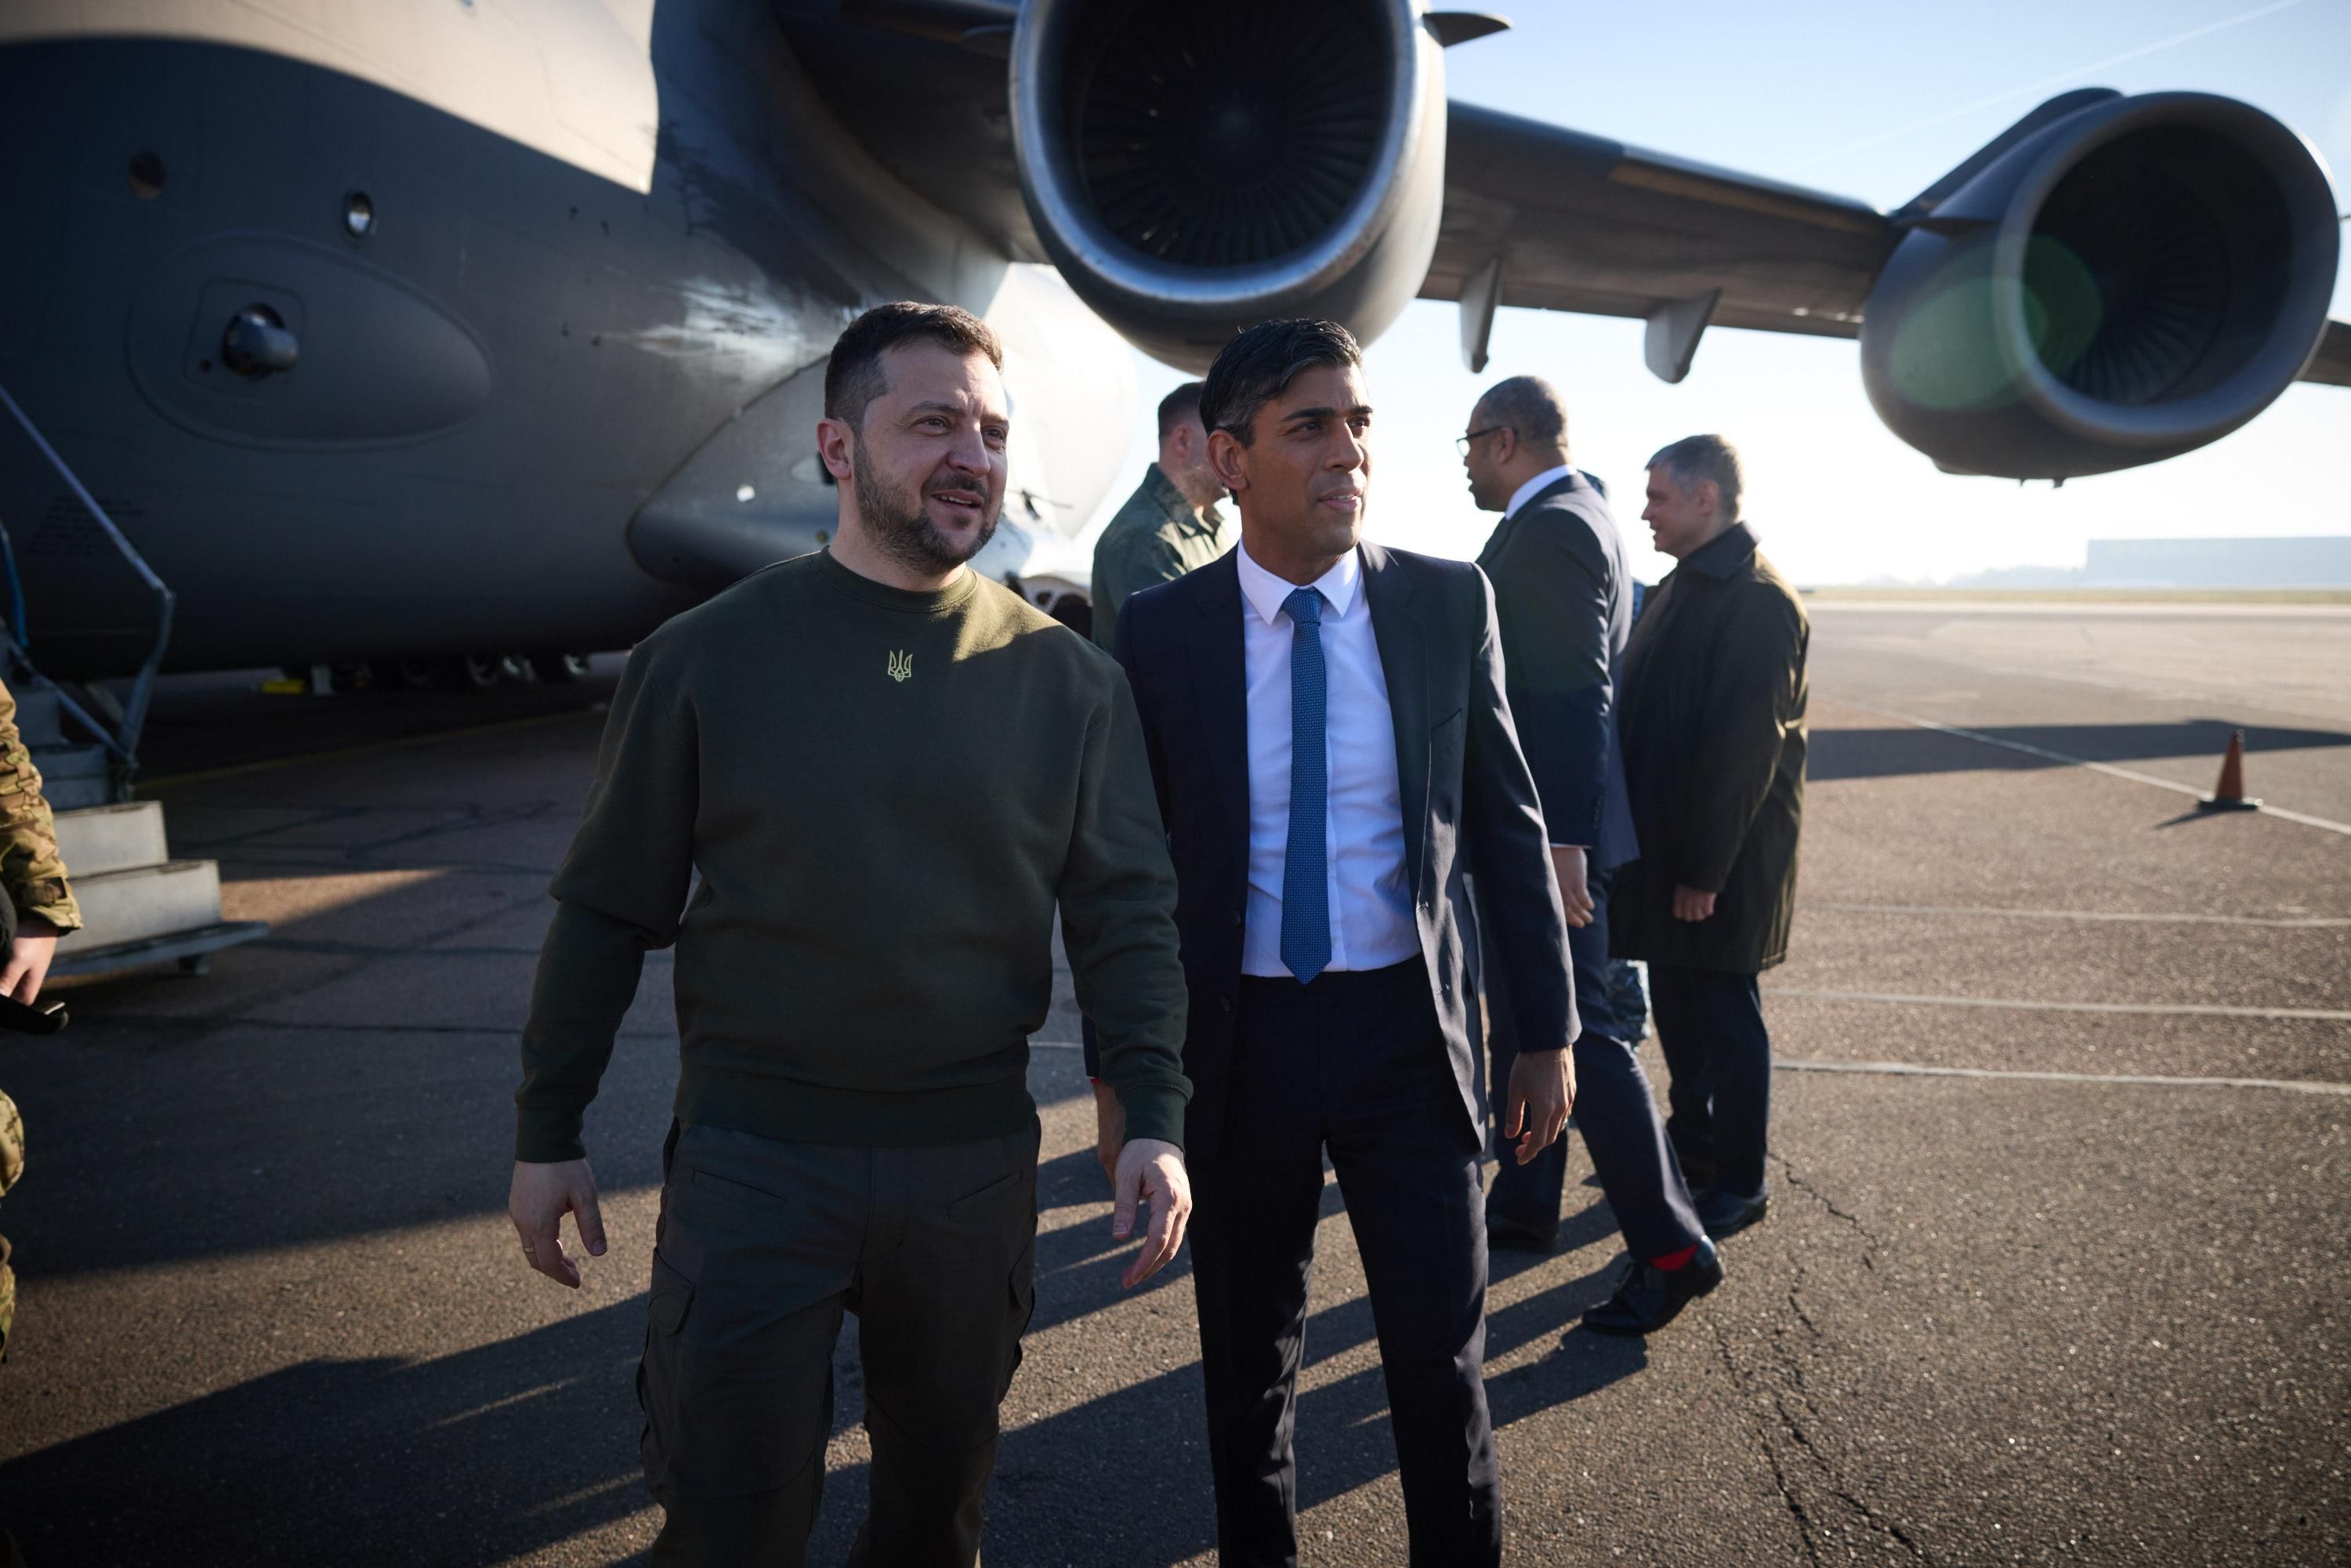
[1008,0,1449,371]
[1859,92,2340,480]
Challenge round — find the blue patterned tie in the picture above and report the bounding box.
[1280,586,1331,983]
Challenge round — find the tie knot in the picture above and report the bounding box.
[1284,586,1324,627]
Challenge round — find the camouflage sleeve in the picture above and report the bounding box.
[0,679,82,932]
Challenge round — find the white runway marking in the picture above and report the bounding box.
[1802,901,2351,929]
[1766,987,2351,1023]
[1776,1056,2351,1097]
[1829,699,2351,838]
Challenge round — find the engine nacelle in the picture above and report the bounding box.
[1009,0,1448,371]
[1860,92,2339,480]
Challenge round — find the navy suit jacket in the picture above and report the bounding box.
[1474,472,1639,870]
[1110,541,1574,1164]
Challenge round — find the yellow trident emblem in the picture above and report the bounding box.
[886,649,913,683]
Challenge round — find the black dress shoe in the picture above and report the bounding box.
[1484,1215,1558,1255]
[1582,1240,1722,1335]
[1696,1187,1769,1240]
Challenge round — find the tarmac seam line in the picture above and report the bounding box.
[135,706,603,792]
[1764,986,2351,1021]
[1801,900,2350,928]
[1828,699,2351,837]
[1773,1056,2351,1096]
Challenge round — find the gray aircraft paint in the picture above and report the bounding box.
[0,0,1125,676]
[2,0,2341,679]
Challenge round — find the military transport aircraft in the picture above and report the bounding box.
[1,0,2343,708]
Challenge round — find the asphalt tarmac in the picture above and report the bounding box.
[1,600,2345,1565]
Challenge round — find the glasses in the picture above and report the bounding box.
[1455,425,1507,458]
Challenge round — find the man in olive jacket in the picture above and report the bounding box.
[1613,436,1808,1243]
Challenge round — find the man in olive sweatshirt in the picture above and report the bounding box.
[508,302,1193,1566]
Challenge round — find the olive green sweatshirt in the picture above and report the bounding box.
[514,550,1190,1162]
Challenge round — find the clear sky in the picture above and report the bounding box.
[1081,0,2351,586]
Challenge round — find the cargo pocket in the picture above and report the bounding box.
[636,1248,696,1498]
[998,1229,1038,1401]
[947,1164,1023,1215]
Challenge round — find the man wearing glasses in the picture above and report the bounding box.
[1460,376,1719,1335]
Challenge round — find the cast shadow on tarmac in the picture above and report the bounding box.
[807,1154,1644,1563]
[1809,718,2351,782]
[0,1299,658,1565]
[0,1142,1647,1566]
[7,668,1653,1562]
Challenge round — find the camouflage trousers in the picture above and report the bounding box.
[1,1087,20,1359]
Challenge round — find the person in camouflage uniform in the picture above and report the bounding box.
[0,672,83,1360]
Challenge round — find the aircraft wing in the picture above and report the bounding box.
[1425,99,2351,392]
[1422,102,1896,375]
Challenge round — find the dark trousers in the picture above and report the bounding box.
[1190,959,1501,1568]
[639,1117,1040,1567]
[1486,870,1704,1262]
[1647,965,1773,1197]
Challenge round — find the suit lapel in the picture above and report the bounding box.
[1474,510,1515,573]
[1187,550,1250,850]
[1360,542,1432,893]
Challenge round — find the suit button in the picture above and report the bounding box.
[1231,910,1244,927]
[1219,996,1233,1014]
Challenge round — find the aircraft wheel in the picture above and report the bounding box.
[429,654,505,692]
[531,652,592,683]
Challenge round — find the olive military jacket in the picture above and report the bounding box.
[1610,523,1809,974]
[1089,464,1228,654]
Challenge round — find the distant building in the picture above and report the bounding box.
[2081,537,2351,588]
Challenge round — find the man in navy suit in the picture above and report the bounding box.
[1462,376,1721,1334]
[1109,320,1573,1566]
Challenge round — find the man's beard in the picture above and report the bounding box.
[853,442,999,574]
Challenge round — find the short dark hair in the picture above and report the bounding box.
[824,302,1005,429]
[1156,381,1206,441]
[1473,375,1569,455]
[1198,319,1362,447]
[1648,434,1744,520]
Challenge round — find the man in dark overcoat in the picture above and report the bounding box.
[1613,435,1809,1242]
[1462,375,1718,1334]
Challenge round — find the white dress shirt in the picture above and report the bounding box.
[1234,539,1419,978]
[1504,462,1580,521]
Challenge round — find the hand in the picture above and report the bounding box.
[1672,885,1718,922]
[2,917,59,1003]
[1110,1136,1191,1289]
[1551,846,1593,929]
[1091,1081,1126,1187]
[508,1157,607,1289]
[1502,1048,1574,1165]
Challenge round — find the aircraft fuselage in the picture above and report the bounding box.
[0,0,1130,679]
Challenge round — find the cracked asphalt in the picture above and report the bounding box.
[0,600,2346,1565]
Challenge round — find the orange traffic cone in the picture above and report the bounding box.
[2197,729,2261,813]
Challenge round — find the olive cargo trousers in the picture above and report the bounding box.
[639,1117,1041,1566]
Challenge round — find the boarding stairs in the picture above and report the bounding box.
[15,680,263,978]
[0,378,266,979]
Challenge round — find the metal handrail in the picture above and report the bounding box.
[0,378,176,779]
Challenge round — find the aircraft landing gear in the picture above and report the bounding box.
[426,654,524,691]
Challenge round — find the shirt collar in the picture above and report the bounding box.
[1683,520,1761,578]
[1236,536,1360,628]
[1504,463,1580,520]
[1147,464,1224,538]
